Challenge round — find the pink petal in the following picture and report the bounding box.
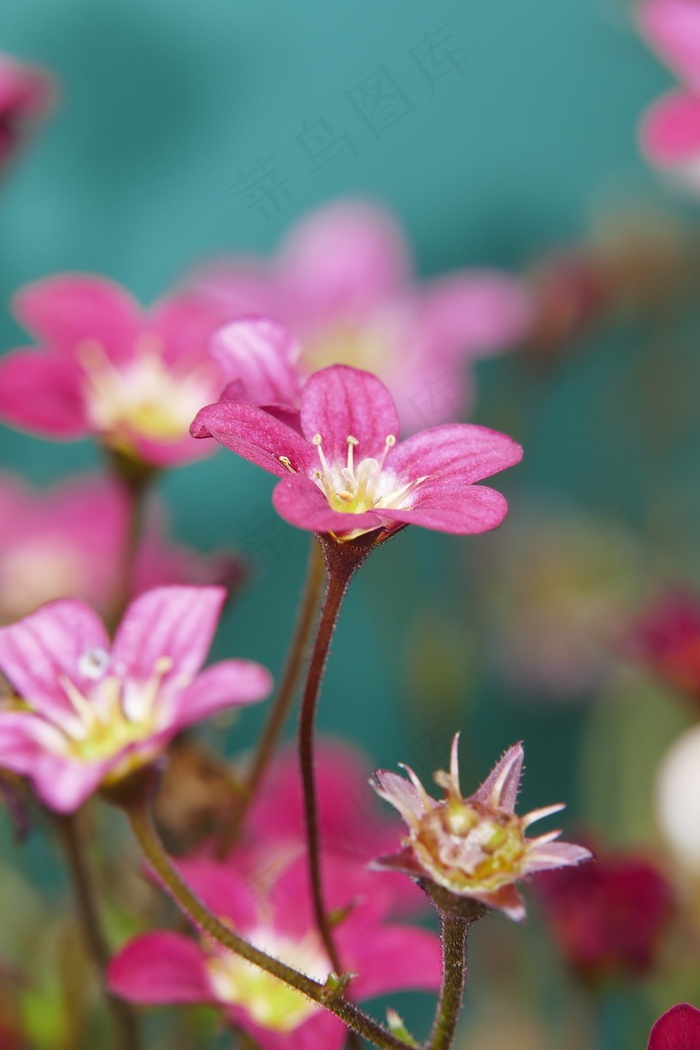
[0,711,67,774]
[648,1003,700,1050]
[272,475,385,535]
[146,292,230,369]
[30,751,107,813]
[0,350,86,436]
[381,486,509,535]
[389,424,523,486]
[0,599,110,730]
[638,0,700,90]
[371,769,425,824]
[170,659,272,728]
[348,924,442,998]
[470,744,524,813]
[210,319,303,408]
[0,54,54,119]
[175,856,259,928]
[107,932,212,1004]
[111,586,225,683]
[370,846,426,880]
[522,841,593,875]
[474,883,527,922]
[641,90,700,164]
[234,1012,345,1050]
[13,275,141,363]
[190,401,314,477]
[300,365,400,464]
[129,431,215,470]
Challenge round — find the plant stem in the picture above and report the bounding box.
[105,452,157,633]
[124,798,411,1050]
[55,812,140,1050]
[428,913,470,1050]
[216,538,325,856]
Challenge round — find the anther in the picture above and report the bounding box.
[312,434,323,445]
[78,648,110,680]
[279,455,295,474]
[385,435,396,447]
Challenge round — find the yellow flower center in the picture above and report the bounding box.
[205,928,328,1033]
[302,321,394,378]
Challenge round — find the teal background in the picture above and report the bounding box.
[0,2,695,1046]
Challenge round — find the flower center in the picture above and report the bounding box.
[412,800,528,895]
[205,927,328,1032]
[302,321,394,377]
[77,338,219,453]
[307,433,422,516]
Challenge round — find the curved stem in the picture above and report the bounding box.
[428,913,469,1050]
[105,454,157,633]
[55,812,141,1050]
[216,538,325,856]
[124,799,410,1050]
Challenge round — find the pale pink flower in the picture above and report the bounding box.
[371,735,592,920]
[189,199,532,430]
[0,53,54,172]
[108,853,441,1050]
[0,587,272,812]
[0,277,235,467]
[191,362,522,542]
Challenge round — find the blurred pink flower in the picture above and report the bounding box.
[629,590,700,705]
[536,845,675,982]
[192,361,522,542]
[0,471,245,624]
[0,276,234,467]
[108,852,441,1049]
[0,53,54,172]
[648,1003,700,1049]
[0,587,272,812]
[189,199,532,430]
[371,735,591,921]
[638,1,700,185]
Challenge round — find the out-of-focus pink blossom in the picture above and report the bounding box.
[192,361,522,542]
[189,200,532,430]
[0,587,272,812]
[0,471,245,625]
[0,53,54,173]
[536,845,675,981]
[0,277,235,467]
[638,1,700,187]
[648,1003,700,1049]
[371,735,591,921]
[629,590,700,705]
[108,852,441,1050]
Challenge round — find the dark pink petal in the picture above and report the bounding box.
[470,744,524,813]
[272,475,385,535]
[648,1003,700,1050]
[111,586,225,683]
[234,1012,345,1050]
[300,365,400,463]
[370,846,427,880]
[13,275,141,363]
[0,350,86,436]
[522,841,593,875]
[474,883,527,921]
[175,856,259,928]
[107,932,212,1004]
[0,599,110,730]
[190,401,314,477]
[210,319,303,408]
[638,1,700,90]
[381,486,509,535]
[170,659,272,728]
[348,924,441,998]
[130,431,215,470]
[146,292,231,369]
[389,424,523,485]
[641,91,700,165]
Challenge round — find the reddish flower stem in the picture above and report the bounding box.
[428,913,470,1050]
[55,812,141,1050]
[216,538,326,856]
[104,451,158,633]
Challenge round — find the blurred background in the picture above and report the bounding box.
[2,0,700,1047]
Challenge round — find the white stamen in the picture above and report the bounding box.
[78,647,111,680]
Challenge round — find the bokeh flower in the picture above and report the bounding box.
[0,53,54,172]
[189,199,532,430]
[0,587,271,812]
[108,852,441,1050]
[629,590,700,706]
[655,723,700,874]
[0,276,234,467]
[371,735,591,920]
[648,1003,700,1049]
[192,361,522,542]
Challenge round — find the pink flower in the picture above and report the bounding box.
[0,53,54,172]
[0,276,235,467]
[536,845,675,981]
[628,590,700,705]
[0,470,245,624]
[638,1,700,186]
[0,587,272,813]
[648,1004,700,1050]
[189,200,532,430]
[107,852,441,1050]
[191,362,522,542]
[371,735,592,920]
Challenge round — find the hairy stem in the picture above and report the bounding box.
[216,538,325,856]
[124,799,410,1050]
[105,453,157,633]
[55,812,140,1050]
[428,913,470,1050]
